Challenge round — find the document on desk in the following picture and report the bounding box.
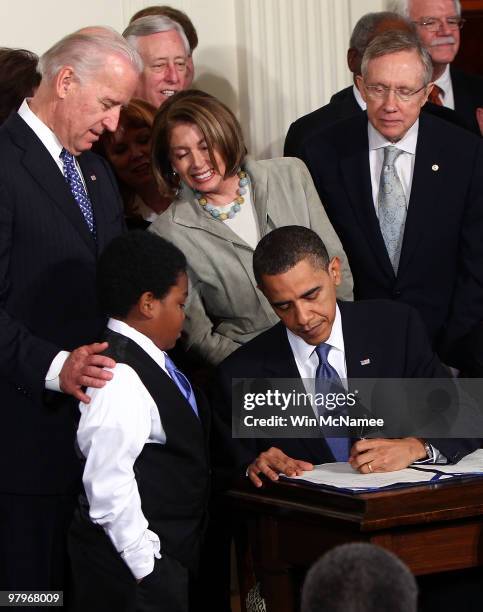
[286,449,483,493]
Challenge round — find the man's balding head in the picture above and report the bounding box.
[348,11,415,77]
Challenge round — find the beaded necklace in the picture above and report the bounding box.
[195,170,249,221]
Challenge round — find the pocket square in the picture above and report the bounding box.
[360,358,371,366]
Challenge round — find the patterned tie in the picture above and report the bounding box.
[164,354,199,418]
[428,84,443,106]
[315,343,350,462]
[60,148,96,236]
[378,146,407,273]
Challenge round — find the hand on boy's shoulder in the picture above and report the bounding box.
[60,341,116,403]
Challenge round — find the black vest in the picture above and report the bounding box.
[80,329,210,570]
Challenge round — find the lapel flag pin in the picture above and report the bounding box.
[90,174,97,181]
[432,164,439,172]
[360,358,371,366]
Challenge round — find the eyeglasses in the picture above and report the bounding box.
[412,17,465,32]
[364,84,427,102]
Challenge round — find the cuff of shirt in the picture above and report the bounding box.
[45,351,70,392]
[413,444,448,465]
[121,529,161,580]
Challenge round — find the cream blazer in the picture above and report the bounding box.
[150,157,353,366]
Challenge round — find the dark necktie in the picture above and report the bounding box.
[60,148,96,236]
[164,354,199,418]
[315,343,350,462]
[428,84,443,106]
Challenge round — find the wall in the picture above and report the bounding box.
[0,0,385,158]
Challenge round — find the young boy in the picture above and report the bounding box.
[69,231,210,612]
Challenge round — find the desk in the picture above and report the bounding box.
[227,477,483,612]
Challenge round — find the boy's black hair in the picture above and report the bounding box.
[253,226,330,285]
[97,230,187,318]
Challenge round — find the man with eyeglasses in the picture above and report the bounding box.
[299,30,483,371]
[284,11,469,158]
[123,15,191,108]
[390,0,483,135]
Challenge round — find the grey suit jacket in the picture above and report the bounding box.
[150,156,353,366]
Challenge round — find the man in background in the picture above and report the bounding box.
[285,10,469,157]
[299,31,483,370]
[124,14,192,107]
[129,4,198,87]
[390,0,483,134]
[0,29,141,594]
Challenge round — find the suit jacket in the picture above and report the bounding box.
[149,156,353,366]
[0,112,125,494]
[299,112,483,367]
[451,67,483,135]
[284,85,475,158]
[211,300,477,484]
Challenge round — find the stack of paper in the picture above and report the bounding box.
[286,449,483,493]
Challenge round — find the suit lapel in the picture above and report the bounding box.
[78,154,106,253]
[338,301,376,378]
[9,115,96,257]
[397,116,443,275]
[339,117,394,280]
[248,158,269,235]
[257,322,300,379]
[450,67,478,130]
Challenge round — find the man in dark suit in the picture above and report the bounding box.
[298,30,483,370]
[212,226,477,487]
[390,0,483,135]
[284,11,471,158]
[0,30,141,594]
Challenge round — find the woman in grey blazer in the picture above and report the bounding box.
[150,90,353,366]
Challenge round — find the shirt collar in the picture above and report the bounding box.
[434,64,451,98]
[107,318,167,371]
[18,98,64,163]
[286,303,344,364]
[353,83,366,111]
[368,117,419,154]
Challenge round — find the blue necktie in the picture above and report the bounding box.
[315,343,350,462]
[60,148,96,236]
[164,354,199,418]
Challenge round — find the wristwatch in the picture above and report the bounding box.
[423,440,434,462]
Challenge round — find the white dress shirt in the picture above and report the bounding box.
[434,64,455,110]
[353,83,367,111]
[368,119,418,214]
[77,319,173,580]
[18,98,87,391]
[287,304,347,391]
[132,195,160,224]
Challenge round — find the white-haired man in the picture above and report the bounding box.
[124,15,192,107]
[389,0,483,134]
[300,30,483,371]
[0,29,141,594]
